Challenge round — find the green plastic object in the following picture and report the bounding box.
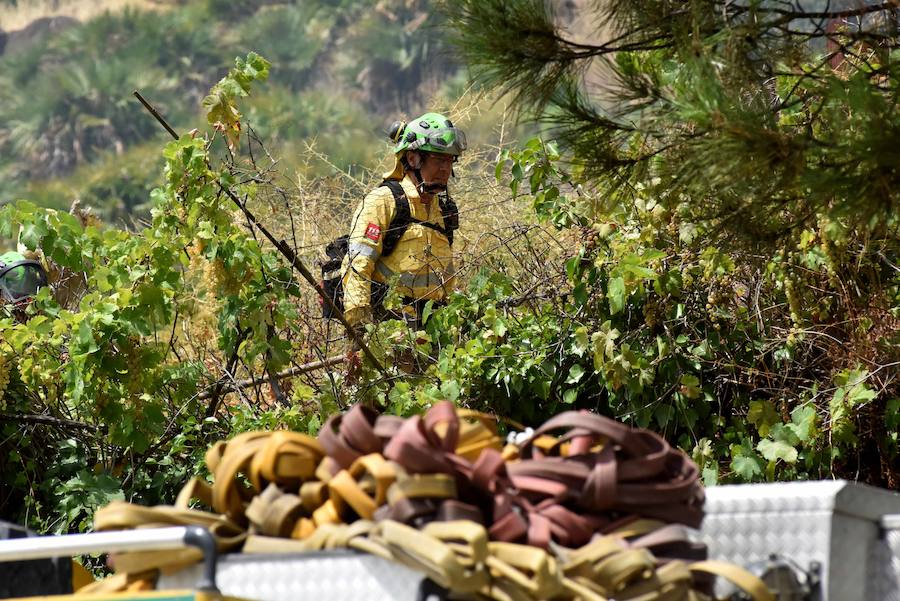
[0,251,48,302]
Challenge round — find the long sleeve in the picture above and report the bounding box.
[341,186,394,324]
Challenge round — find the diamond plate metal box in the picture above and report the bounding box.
[159,481,900,601]
[700,480,900,601]
[872,515,900,601]
[157,550,434,601]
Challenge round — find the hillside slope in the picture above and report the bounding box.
[0,0,166,32]
[0,0,463,221]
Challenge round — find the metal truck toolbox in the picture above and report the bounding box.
[700,480,900,601]
[873,514,900,601]
[158,481,900,601]
[157,551,435,601]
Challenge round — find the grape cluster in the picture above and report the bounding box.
[580,225,601,251]
[203,256,228,296]
[0,354,11,411]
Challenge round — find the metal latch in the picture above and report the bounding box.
[726,554,821,601]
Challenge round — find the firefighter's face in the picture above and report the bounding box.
[410,151,454,188]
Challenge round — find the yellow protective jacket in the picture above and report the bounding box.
[341,173,456,325]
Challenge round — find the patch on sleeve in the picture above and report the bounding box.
[364,223,382,242]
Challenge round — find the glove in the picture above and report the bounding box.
[345,322,367,383]
[344,306,372,352]
[348,323,367,352]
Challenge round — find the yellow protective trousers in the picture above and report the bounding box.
[341,175,455,325]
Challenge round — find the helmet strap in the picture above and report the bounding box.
[418,173,447,195]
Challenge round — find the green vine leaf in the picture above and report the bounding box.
[608,276,626,315]
[731,454,764,480]
[202,52,272,149]
[747,400,779,437]
[757,438,798,464]
[787,404,818,443]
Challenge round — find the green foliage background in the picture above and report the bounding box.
[0,0,455,220]
[435,0,900,486]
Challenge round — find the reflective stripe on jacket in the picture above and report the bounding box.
[341,175,455,324]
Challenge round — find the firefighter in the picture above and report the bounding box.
[0,251,49,320]
[341,112,466,338]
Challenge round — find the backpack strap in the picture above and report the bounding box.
[380,180,412,258]
[437,193,459,246]
[379,180,456,257]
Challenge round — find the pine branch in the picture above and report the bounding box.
[445,0,900,241]
[767,2,900,21]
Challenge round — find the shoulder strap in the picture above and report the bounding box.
[380,180,412,257]
[437,193,458,247]
[379,180,455,257]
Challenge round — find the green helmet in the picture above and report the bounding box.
[391,112,467,156]
[0,251,48,303]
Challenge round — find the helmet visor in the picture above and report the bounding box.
[0,262,48,302]
[428,127,467,154]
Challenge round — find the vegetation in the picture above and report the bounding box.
[1,54,310,533]
[0,50,529,534]
[0,0,898,539]
[437,0,899,484]
[0,0,456,223]
[446,0,900,239]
